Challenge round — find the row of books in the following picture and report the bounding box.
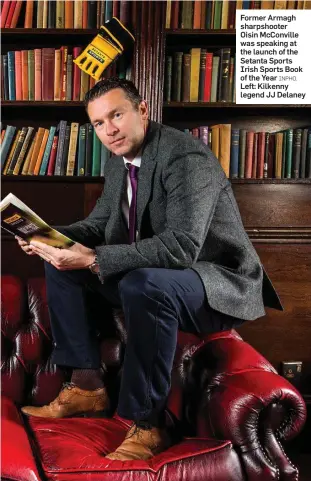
[186,125,311,179]
[165,48,235,103]
[165,0,311,31]
[1,48,129,102]
[1,123,111,177]
[1,0,130,29]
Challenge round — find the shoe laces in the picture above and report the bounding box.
[49,382,76,407]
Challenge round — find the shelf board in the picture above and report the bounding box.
[163,102,311,109]
[2,28,98,36]
[231,179,311,184]
[1,176,104,183]
[2,101,85,107]
[2,176,309,184]
[165,29,236,35]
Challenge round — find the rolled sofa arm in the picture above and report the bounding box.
[197,368,306,481]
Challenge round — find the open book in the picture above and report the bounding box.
[0,193,74,248]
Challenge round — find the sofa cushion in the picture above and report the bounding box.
[1,396,41,481]
[6,402,243,481]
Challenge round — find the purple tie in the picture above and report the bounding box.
[127,163,139,243]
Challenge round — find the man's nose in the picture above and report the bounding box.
[105,121,118,136]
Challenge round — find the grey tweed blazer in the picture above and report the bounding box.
[62,121,282,321]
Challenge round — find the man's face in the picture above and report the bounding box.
[87,88,148,161]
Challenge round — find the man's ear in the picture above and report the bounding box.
[139,100,148,120]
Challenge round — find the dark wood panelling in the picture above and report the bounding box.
[237,244,311,394]
[233,184,311,229]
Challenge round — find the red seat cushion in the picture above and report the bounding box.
[2,397,244,481]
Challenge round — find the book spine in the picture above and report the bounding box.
[54,49,61,100]
[239,129,247,178]
[54,120,67,175]
[292,129,302,179]
[91,130,101,176]
[73,46,82,101]
[60,125,71,175]
[3,54,9,100]
[77,124,86,176]
[64,0,74,28]
[66,54,73,101]
[257,132,265,179]
[48,0,56,28]
[66,122,79,175]
[219,48,231,102]
[189,48,200,102]
[34,49,42,101]
[5,0,17,28]
[39,126,57,175]
[21,130,36,174]
[252,132,259,179]
[198,49,207,102]
[24,0,34,28]
[33,129,50,174]
[300,128,308,179]
[60,46,68,101]
[306,129,311,178]
[230,129,240,179]
[3,130,20,175]
[164,56,172,102]
[27,50,35,101]
[7,51,16,100]
[7,126,28,174]
[1,125,17,170]
[172,51,183,102]
[1,1,11,29]
[285,128,293,178]
[47,135,59,175]
[10,0,23,28]
[181,53,190,102]
[27,127,45,174]
[85,123,94,176]
[13,127,35,175]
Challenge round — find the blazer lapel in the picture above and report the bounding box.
[108,156,128,243]
[136,122,160,235]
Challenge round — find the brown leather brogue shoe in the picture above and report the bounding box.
[106,424,171,461]
[21,382,109,418]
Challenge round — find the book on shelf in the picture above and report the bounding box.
[1,121,111,177]
[164,48,235,104]
[1,46,129,102]
[183,124,311,179]
[0,192,74,248]
[1,0,131,29]
[165,0,311,31]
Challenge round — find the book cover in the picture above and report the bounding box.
[1,193,74,248]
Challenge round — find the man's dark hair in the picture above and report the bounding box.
[84,77,142,110]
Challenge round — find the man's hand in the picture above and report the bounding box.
[27,240,96,270]
[15,236,37,256]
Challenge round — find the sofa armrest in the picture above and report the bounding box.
[1,397,41,481]
[197,369,306,481]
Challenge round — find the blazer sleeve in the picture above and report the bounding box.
[95,145,225,278]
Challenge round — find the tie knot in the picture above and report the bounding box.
[127,163,139,179]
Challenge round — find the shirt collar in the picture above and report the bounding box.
[123,153,142,169]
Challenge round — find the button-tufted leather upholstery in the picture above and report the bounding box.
[1,275,307,481]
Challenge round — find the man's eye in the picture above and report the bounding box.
[114,112,122,119]
[95,122,102,128]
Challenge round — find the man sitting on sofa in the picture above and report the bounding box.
[16,77,282,461]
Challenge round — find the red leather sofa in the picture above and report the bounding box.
[1,275,307,481]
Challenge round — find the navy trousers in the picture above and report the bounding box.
[45,263,244,423]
